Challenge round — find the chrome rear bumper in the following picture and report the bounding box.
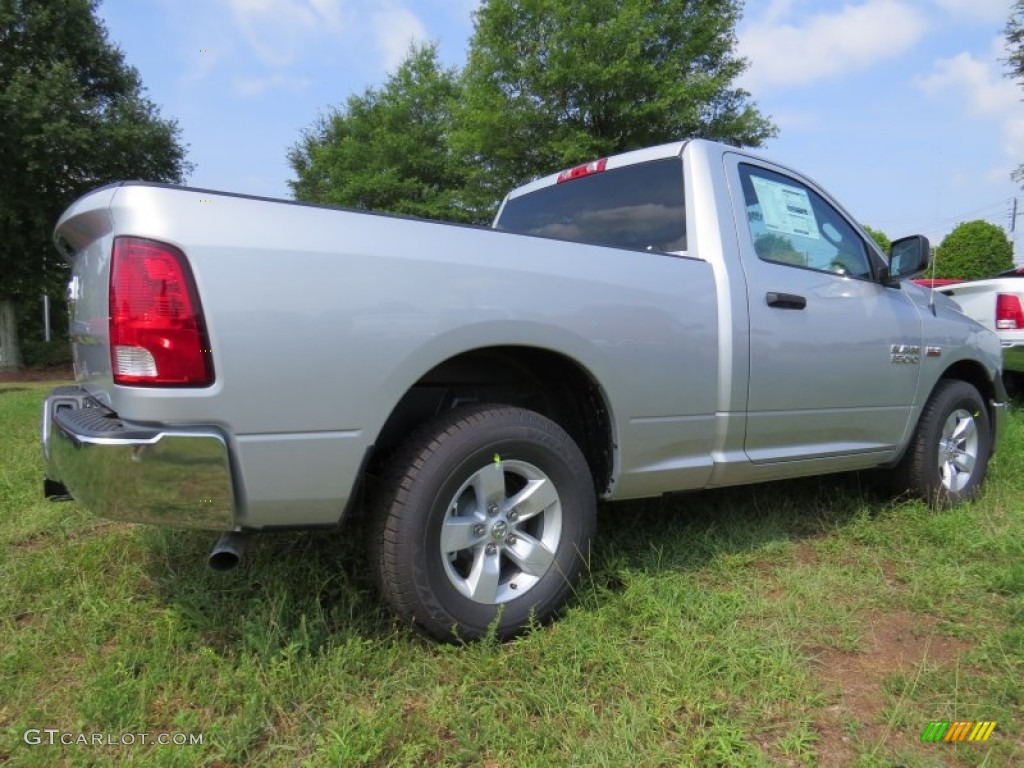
[42,386,236,530]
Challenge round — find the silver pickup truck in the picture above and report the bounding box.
[42,139,1006,640]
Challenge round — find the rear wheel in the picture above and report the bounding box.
[891,380,991,506]
[371,404,596,641]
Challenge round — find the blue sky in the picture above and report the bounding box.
[97,0,1024,255]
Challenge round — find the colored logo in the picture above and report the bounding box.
[921,721,997,742]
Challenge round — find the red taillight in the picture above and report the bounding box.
[109,237,213,386]
[996,293,1024,330]
[556,158,608,183]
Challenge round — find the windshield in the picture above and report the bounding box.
[494,158,686,253]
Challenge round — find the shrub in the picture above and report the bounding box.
[933,220,1014,280]
[14,294,72,369]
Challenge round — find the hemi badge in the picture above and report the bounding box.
[925,346,943,357]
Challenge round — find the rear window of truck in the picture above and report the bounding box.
[494,158,686,253]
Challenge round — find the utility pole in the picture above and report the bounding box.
[0,301,18,370]
[1009,198,1022,267]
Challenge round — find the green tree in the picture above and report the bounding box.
[1008,1,1024,184]
[288,44,475,222]
[0,0,190,367]
[862,225,891,253]
[933,220,1014,279]
[456,0,777,212]
[754,233,804,266]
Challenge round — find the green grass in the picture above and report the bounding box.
[2,381,1022,766]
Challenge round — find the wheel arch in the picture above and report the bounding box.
[370,346,616,497]
[937,358,1001,424]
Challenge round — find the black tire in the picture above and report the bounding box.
[891,380,991,507]
[370,404,596,641]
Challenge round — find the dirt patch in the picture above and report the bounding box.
[808,610,972,766]
[0,365,73,382]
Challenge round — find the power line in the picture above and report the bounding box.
[910,200,1011,232]
[869,199,1011,235]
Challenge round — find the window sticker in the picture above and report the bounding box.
[751,176,819,240]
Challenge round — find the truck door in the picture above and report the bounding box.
[725,155,923,464]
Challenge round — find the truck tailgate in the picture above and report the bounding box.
[54,185,121,403]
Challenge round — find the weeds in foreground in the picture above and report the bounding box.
[1,382,1021,766]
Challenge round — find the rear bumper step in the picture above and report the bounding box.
[41,386,236,530]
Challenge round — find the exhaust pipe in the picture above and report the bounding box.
[208,531,247,571]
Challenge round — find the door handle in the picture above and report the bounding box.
[766,292,806,310]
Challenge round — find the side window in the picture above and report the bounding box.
[739,164,871,278]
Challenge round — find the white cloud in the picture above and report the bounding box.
[769,108,825,131]
[916,39,1024,159]
[932,0,1013,24]
[308,0,345,27]
[372,4,429,72]
[988,165,1014,182]
[761,0,799,25]
[234,74,312,96]
[180,42,227,88]
[739,0,928,89]
[226,0,345,67]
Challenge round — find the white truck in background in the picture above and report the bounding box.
[939,267,1024,386]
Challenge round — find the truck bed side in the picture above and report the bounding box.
[55,184,720,528]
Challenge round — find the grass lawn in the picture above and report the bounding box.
[1,380,1022,766]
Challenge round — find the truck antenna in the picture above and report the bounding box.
[928,248,937,315]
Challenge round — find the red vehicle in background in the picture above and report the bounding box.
[913,277,962,288]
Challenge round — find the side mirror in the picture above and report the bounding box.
[880,235,931,287]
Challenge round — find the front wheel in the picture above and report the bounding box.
[891,380,992,506]
[370,405,596,641]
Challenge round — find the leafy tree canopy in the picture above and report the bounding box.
[933,220,1014,280]
[1008,1,1024,184]
[456,0,777,209]
[1,0,190,297]
[288,44,474,222]
[292,0,776,222]
[862,225,891,253]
